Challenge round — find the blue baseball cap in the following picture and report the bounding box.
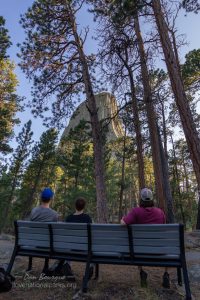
[41,188,54,200]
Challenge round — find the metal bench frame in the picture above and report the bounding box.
[7,221,192,300]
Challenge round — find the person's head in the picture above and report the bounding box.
[75,197,86,212]
[41,188,54,203]
[139,188,154,208]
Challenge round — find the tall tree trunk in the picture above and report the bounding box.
[67,3,108,222]
[134,13,174,222]
[157,124,174,223]
[117,50,145,190]
[129,71,146,190]
[22,164,44,219]
[170,133,185,224]
[0,178,17,233]
[118,129,127,222]
[152,0,200,228]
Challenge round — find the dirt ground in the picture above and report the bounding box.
[0,232,200,300]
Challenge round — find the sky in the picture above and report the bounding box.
[1,0,200,147]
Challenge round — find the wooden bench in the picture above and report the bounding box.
[7,221,192,299]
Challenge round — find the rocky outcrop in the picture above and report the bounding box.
[62,92,124,141]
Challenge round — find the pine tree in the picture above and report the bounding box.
[19,0,108,222]
[0,16,11,59]
[0,120,33,232]
[19,128,58,218]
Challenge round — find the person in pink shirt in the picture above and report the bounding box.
[121,188,170,288]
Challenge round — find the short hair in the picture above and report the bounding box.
[75,197,86,211]
[140,199,154,208]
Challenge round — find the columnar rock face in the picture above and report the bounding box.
[62,92,124,141]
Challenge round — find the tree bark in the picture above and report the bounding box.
[118,129,127,222]
[67,3,108,222]
[152,0,200,228]
[128,70,146,190]
[134,13,174,221]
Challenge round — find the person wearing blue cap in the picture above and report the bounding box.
[30,188,58,222]
[28,188,58,273]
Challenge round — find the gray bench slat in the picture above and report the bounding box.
[132,231,179,239]
[51,223,88,230]
[91,224,128,231]
[92,237,129,246]
[18,228,49,234]
[133,246,180,255]
[53,242,88,251]
[52,229,87,237]
[54,236,87,243]
[18,233,49,241]
[92,231,128,238]
[17,221,49,228]
[133,239,179,247]
[20,246,50,252]
[131,224,180,231]
[18,239,50,247]
[92,245,129,253]
[134,254,179,260]
[54,248,88,255]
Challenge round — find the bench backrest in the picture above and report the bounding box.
[15,221,182,260]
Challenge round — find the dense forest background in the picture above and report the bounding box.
[0,0,200,232]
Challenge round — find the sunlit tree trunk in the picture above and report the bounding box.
[67,3,108,222]
[134,13,174,222]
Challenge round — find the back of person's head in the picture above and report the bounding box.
[41,188,54,203]
[75,197,86,211]
[140,188,154,208]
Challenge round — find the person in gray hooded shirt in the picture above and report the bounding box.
[30,188,58,222]
[28,188,58,272]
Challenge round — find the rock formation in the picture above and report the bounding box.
[62,92,124,141]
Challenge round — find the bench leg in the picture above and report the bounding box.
[42,258,49,273]
[177,267,182,286]
[94,264,99,280]
[182,261,192,300]
[27,256,33,271]
[6,247,18,275]
[82,260,91,293]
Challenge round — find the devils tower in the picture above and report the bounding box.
[62,92,124,141]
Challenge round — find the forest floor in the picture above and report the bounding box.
[0,231,200,300]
